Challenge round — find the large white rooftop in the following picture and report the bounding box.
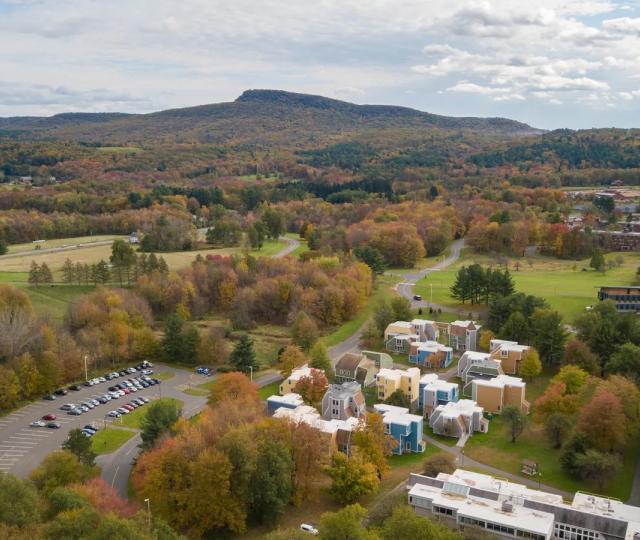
[286,364,318,383]
[473,374,525,389]
[377,367,420,381]
[415,340,452,352]
[374,403,423,426]
[274,404,359,434]
[435,399,483,419]
[267,393,304,406]
[420,373,458,391]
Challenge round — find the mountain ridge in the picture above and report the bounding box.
[0,89,543,145]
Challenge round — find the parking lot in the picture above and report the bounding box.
[0,364,179,478]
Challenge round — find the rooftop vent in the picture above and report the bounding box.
[502,501,514,513]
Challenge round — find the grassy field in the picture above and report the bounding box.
[7,235,124,254]
[414,251,640,322]
[464,416,639,500]
[258,380,282,400]
[322,274,401,348]
[91,427,136,454]
[0,238,288,273]
[119,397,183,429]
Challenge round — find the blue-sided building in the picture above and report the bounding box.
[266,393,304,416]
[409,341,453,369]
[419,373,459,418]
[374,403,425,455]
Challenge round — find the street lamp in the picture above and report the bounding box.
[461,449,465,467]
[144,498,151,531]
[538,471,542,490]
[83,355,89,382]
[249,365,253,382]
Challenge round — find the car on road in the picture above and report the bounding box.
[60,403,76,411]
[46,422,61,429]
[299,524,319,535]
[43,394,57,401]
[68,384,82,391]
[68,409,82,416]
[54,388,68,396]
[413,294,422,301]
[42,413,57,421]
[30,420,46,427]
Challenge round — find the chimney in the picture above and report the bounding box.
[502,501,513,513]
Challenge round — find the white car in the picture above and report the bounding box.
[116,407,130,415]
[30,420,46,427]
[107,411,121,418]
[299,524,319,535]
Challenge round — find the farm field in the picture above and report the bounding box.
[0,237,287,272]
[414,251,640,322]
[7,235,124,254]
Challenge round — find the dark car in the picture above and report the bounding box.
[54,388,68,396]
[46,422,62,429]
[68,384,82,391]
[68,409,82,416]
[108,386,118,392]
[43,394,57,401]
[413,294,422,301]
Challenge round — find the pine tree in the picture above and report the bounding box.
[61,258,75,284]
[75,262,84,285]
[229,334,257,373]
[40,263,53,284]
[95,260,110,284]
[450,266,470,303]
[162,313,185,362]
[28,261,41,287]
[158,256,169,275]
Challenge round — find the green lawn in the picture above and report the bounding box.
[25,284,94,321]
[258,380,282,400]
[91,427,136,454]
[464,416,639,500]
[153,371,175,382]
[120,398,183,429]
[414,251,640,323]
[322,274,401,348]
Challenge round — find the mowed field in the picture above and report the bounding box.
[0,237,287,273]
[6,235,124,254]
[414,250,640,322]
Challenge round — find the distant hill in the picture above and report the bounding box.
[0,90,541,146]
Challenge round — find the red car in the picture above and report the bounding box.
[42,413,57,421]
[122,388,131,394]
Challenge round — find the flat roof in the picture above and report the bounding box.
[267,393,304,406]
[374,403,423,426]
[409,482,555,536]
[474,375,525,389]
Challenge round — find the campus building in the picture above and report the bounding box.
[375,367,421,410]
[449,320,480,352]
[321,381,367,421]
[279,364,323,395]
[472,374,529,414]
[489,339,531,375]
[407,469,640,540]
[419,373,459,418]
[598,286,640,313]
[266,393,304,416]
[457,351,504,397]
[373,403,425,455]
[428,399,488,439]
[409,341,454,369]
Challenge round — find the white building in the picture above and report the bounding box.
[408,469,640,540]
[428,399,488,439]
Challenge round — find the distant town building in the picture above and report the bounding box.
[598,285,640,313]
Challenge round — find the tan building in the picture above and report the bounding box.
[279,364,323,395]
[471,374,529,414]
[489,340,531,375]
[375,367,421,410]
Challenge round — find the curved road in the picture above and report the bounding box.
[329,239,466,362]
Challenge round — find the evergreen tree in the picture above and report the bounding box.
[590,248,605,272]
[309,341,335,381]
[110,239,136,285]
[61,258,75,284]
[247,223,265,249]
[354,246,386,275]
[500,312,530,343]
[95,260,111,284]
[62,429,97,466]
[229,334,257,373]
[158,256,169,275]
[40,263,53,284]
[75,262,84,285]
[250,441,292,524]
[28,261,42,287]
[162,313,186,362]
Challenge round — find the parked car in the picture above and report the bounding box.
[68,409,82,416]
[84,423,99,431]
[413,294,422,301]
[68,384,82,391]
[46,422,61,429]
[107,411,121,418]
[299,524,319,535]
[42,413,57,421]
[54,388,68,396]
[60,403,76,411]
[43,394,57,401]
[81,401,95,409]
[116,407,130,415]
[79,405,90,413]
[30,420,46,428]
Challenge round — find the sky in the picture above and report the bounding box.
[0,0,639,129]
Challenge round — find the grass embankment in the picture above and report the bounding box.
[414,251,640,322]
[463,416,638,500]
[258,381,282,400]
[91,427,136,454]
[119,398,183,430]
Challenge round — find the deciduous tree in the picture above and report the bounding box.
[62,429,96,466]
[326,451,379,504]
[139,400,182,450]
[577,389,627,452]
[503,405,527,443]
[293,370,329,407]
[518,349,542,381]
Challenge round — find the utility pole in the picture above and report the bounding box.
[249,365,253,382]
[144,498,151,531]
[83,355,88,381]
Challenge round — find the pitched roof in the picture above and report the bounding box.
[335,353,363,373]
